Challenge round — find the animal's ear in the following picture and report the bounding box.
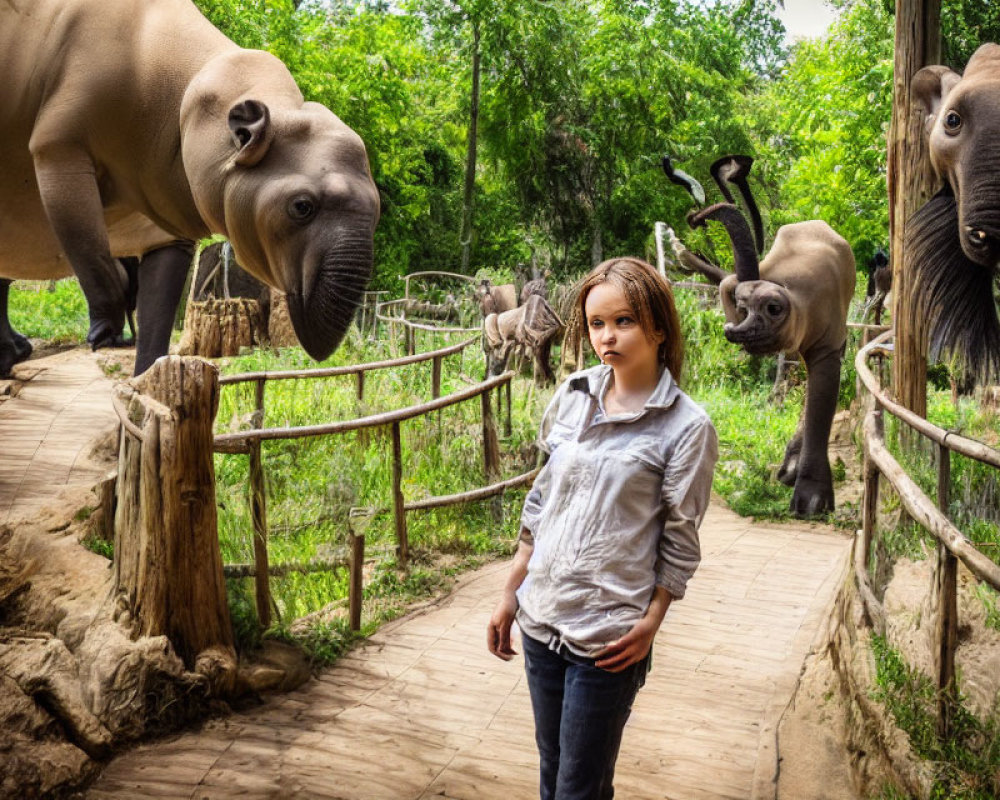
[912,66,963,133]
[228,100,274,167]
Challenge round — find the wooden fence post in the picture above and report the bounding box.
[350,532,365,631]
[249,379,271,629]
[113,356,236,694]
[481,388,502,522]
[935,442,957,738]
[391,422,408,564]
[432,355,442,399]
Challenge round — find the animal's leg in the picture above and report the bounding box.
[0,280,33,378]
[777,425,803,487]
[133,242,195,375]
[32,147,131,349]
[789,345,843,517]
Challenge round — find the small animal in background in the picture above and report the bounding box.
[862,248,891,325]
[474,279,518,317]
[483,294,564,386]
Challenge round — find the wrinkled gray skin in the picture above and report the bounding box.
[691,203,855,518]
[0,0,379,376]
[909,44,1000,382]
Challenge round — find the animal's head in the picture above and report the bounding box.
[691,205,854,357]
[688,202,790,353]
[180,51,380,362]
[717,273,797,355]
[913,43,1000,268]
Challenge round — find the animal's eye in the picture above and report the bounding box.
[943,110,963,134]
[288,196,317,222]
[766,302,783,317]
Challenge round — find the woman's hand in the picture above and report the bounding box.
[487,591,519,660]
[593,615,658,672]
[594,585,673,672]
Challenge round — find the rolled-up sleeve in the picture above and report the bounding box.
[655,417,719,599]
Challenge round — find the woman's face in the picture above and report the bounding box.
[585,282,664,378]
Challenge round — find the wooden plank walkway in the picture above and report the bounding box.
[87,505,850,800]
[0,349,853,799]
[0,348,117,525]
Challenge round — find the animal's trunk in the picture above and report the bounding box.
[687,203,760,282]
[288,235,373,361]
[958,171,1000,268]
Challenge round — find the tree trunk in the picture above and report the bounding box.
[590,219,603,268]
[459,18,481,274]
[887,0,941,418]
[114,356,236,694]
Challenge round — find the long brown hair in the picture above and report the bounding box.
[577,257,684,382]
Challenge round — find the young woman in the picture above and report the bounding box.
[487,256,718,800]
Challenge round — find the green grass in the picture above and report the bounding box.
[9,279,90,343]
[870,634,1000,799]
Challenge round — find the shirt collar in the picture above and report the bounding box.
[577,364,680,411]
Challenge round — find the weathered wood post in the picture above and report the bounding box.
[432,355,442,399]
[391,422,408,564]
[481,387,502,522]
[249,377,272,629]
[350,532,365,631]
[113,356,236,694]
[935,442,957,738]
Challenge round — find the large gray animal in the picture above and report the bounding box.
[0,0,379,376]
[680,157,856,517]
[910,43,1000,382]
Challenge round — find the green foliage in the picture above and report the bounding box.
[870,634,1000,799]
[81,531,114,560]
[9,280,89,343]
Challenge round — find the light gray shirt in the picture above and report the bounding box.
[516,364,718,657]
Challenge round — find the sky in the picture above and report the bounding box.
[776,0,840,42]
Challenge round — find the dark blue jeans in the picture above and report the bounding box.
[522,632,648,800]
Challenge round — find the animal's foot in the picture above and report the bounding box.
[87,319,133,350]
[0,333,33,378]
[776,455,798,487]
[789,478,834,519]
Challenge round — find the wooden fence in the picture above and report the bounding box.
[855,330,1000,737]
[111,333,538,679]
[211,337,532,631]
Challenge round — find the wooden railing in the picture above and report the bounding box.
[855,330,1000,736]
[211,338,531,631]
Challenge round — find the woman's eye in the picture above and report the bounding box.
[617,317,634,326]
[589,320,602,328]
